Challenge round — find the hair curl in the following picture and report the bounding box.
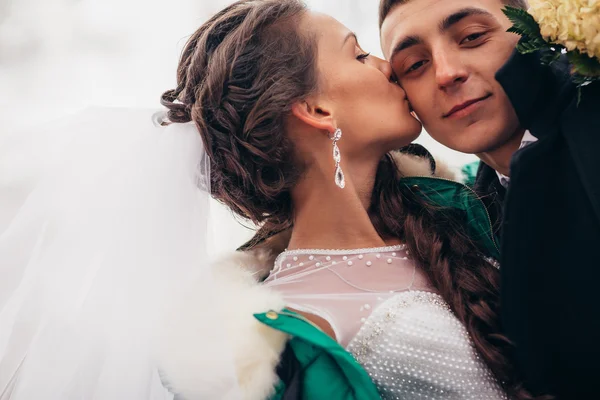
[162,0,315,232]
[162,1,544,398]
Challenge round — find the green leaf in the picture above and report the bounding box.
[572,75,599,86]
[503,6,600,106]
[571,73,600,107]
[567,50,600,77]
[515,38,549,54]
[503,6,543,41]
[540,49,562,66]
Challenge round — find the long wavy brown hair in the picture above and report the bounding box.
[161,0,538,398]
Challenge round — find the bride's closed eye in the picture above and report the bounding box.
[356,52,370,62]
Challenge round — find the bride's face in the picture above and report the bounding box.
[302,12,422,156]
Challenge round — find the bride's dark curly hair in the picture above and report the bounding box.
[161,1,540,398]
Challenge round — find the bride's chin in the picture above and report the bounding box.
[390,126,423,149]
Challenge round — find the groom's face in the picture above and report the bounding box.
[380,0,521,154]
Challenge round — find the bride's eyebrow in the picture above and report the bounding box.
[341,32,358,49]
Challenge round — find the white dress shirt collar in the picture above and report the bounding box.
[496,131,538,188]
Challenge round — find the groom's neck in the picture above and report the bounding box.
[476,128,526,177]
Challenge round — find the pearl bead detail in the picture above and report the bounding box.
[347,261,353,266]
[366,261,372,267]
[326,256,331,261]
[293,256,298,261]
[343,256,348,261]
[358,254,364,259]
[387,258,393,264]
[376,254,381,259]
[309,255,314,261]
[347,291,506,399]
[316,262,321,267]
[392,252,397,257]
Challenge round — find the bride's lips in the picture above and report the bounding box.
[443,94,492,119]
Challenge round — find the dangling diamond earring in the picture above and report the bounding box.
[330,128,345,189]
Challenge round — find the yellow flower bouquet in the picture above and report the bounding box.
[504,1,600,101]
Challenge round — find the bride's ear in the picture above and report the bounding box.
[291,100,335,133]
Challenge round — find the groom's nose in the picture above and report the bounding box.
[433,49,468,91]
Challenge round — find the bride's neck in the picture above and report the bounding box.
[287,158,394,250]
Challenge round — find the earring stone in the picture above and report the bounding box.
[331,128,345,189]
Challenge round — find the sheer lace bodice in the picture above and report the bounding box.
[264,245,506,399]
[264,244,432,346]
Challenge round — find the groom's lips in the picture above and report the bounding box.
[443,94,492,119]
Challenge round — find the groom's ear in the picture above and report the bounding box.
[291,99,335,132]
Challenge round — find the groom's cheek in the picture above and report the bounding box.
[402,85,431,125]
[403,93,419,121]
[394,76,425,120]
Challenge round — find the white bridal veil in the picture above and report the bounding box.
[0,108,240,399]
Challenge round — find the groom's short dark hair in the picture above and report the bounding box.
[379,0,528,27]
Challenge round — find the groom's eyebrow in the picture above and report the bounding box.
[389,7,494,63]
[439,7,494,32]
[393,36,423,54]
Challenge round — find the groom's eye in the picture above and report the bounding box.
[406,60,428,73]
[460,32,486,45]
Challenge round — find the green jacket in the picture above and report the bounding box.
[256,310,381,399]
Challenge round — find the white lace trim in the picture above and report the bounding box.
[275,244,406,267]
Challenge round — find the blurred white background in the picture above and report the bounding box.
[0,0,476,257]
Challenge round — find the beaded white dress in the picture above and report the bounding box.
[264,245,506,400]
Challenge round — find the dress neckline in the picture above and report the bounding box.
[275,244,407,267]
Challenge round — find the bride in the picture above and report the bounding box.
[0,0,530,399]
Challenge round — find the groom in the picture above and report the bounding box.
[379,0,600,398]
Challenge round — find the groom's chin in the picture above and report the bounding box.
[426,118,520,155]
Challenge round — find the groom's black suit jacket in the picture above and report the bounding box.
[477,50,600,398]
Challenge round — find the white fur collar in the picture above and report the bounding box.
[157,250,287,400]
[389,150,459,182]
